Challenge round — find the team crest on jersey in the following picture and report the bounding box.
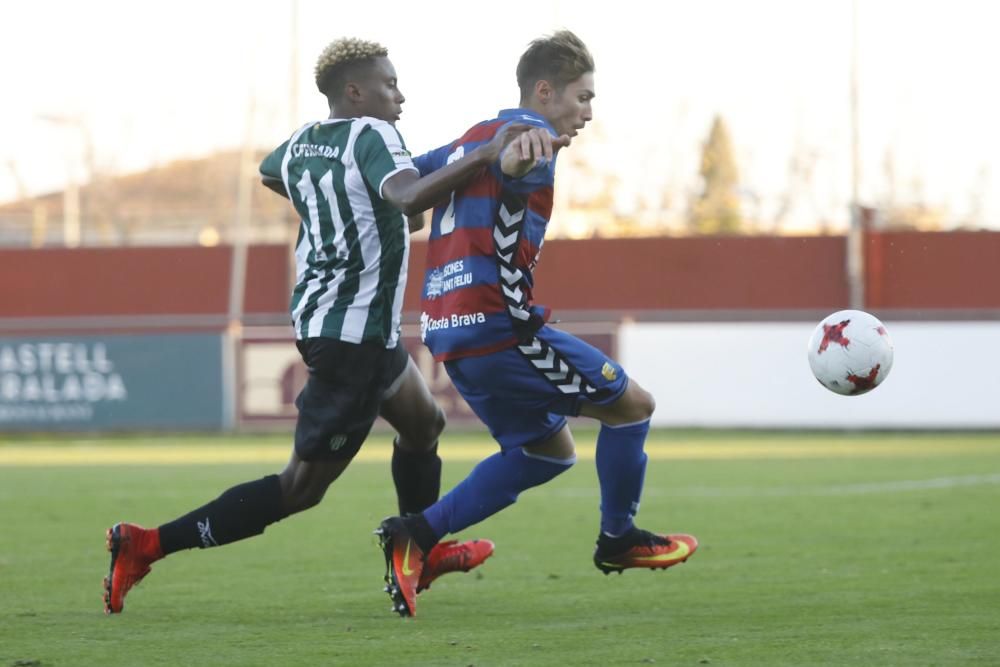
[424,260,471,300]
[426,269,444,299]
[601,362,617,381]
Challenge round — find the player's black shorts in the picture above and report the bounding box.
[293,338,408,462]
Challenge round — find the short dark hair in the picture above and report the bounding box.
[516,30,594,98]
[314,37,388,98]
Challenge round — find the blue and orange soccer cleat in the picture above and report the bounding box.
[103,522,162,614]
[418,538,495,593]
[375,516,425,617]
[593,528,698,575]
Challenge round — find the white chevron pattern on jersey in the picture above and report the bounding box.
[517,336,600,395]
[500,266,523,283]
[493,197,532,322]
[498,203,524,227]
[502,284,524,301]
[495,196,615,400]
[493,225,518,249]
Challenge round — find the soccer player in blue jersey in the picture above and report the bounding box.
[101,37,554,615]
[376,30,698,617]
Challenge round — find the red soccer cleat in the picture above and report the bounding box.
[418,538,495,593]
[103,522,162,614]
[593,528,698,575]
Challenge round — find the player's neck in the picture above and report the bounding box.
[328,102,365,121]
[519,100,552,124]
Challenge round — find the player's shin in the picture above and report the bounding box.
[423,448,575,539]
[595,419,650,537]
[391,438,442,515]
[157,474,288,554]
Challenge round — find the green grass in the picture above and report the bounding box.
[2,430,1000,666]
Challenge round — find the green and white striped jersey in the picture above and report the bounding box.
[260,117,417,348]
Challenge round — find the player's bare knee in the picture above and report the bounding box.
[635,384,656,419]
[428,405,446,443]
[607,383,655,424]
[397,405,446,452]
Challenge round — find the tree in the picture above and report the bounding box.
[690,115,742,234]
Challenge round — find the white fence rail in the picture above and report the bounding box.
[620,321,1000,429]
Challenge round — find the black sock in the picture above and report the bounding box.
[158,474,287,555]
[596,525,641,553]
[391,439,441,515]
[405,513,439,554]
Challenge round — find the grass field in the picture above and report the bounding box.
[2,429,999,666]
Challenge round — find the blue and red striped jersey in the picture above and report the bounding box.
[415,108,558,361]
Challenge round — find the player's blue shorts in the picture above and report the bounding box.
[443,325,628,450]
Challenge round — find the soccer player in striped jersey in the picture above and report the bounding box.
[376,31,698,617]
[102,37,550,615]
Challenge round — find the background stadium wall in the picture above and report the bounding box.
[1,231,996,431]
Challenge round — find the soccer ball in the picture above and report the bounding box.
[807,310,893,396]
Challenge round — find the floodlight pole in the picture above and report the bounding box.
[224,93,257,431]
[847,0,865,310]
[288,0,301,299]
[290,0,299,129]
[35,113,86,248]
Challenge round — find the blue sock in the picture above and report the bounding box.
[423,447,575,539]
[596,419,650,536]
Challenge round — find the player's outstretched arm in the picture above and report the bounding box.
[500,130,571,178]
[382,123,541,215]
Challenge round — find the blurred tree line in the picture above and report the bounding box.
[690,115,741,234]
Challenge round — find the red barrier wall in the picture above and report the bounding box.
[2,231,998,326]
[865,231,1000,309]
[0,245,288,318]
[455,236,846,311]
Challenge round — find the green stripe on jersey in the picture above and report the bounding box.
[367,185,408,343]
[274,117,415,347]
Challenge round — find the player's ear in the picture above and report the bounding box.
[534,79,554,104]
[345,81,364,103]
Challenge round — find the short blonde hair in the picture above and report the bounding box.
[314,37,389,95]
[516,30,593,97]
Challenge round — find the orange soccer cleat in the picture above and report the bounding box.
[593,528,698,575]
[103,522,162,614]
[375,516,425,617]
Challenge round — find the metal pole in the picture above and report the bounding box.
[64,172,80,247]
[228,103,255,329]
[36,114,85,247]
[847,0,865,309]
[288,0,301,298]
[290,0,299,128]
[225,93,256,431]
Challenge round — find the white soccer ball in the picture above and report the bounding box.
[807,310,894,396]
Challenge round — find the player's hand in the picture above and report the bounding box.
[508,127,570,161]
[478,123,570,167]
[477,122,530,162]
[498,126,570,178]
